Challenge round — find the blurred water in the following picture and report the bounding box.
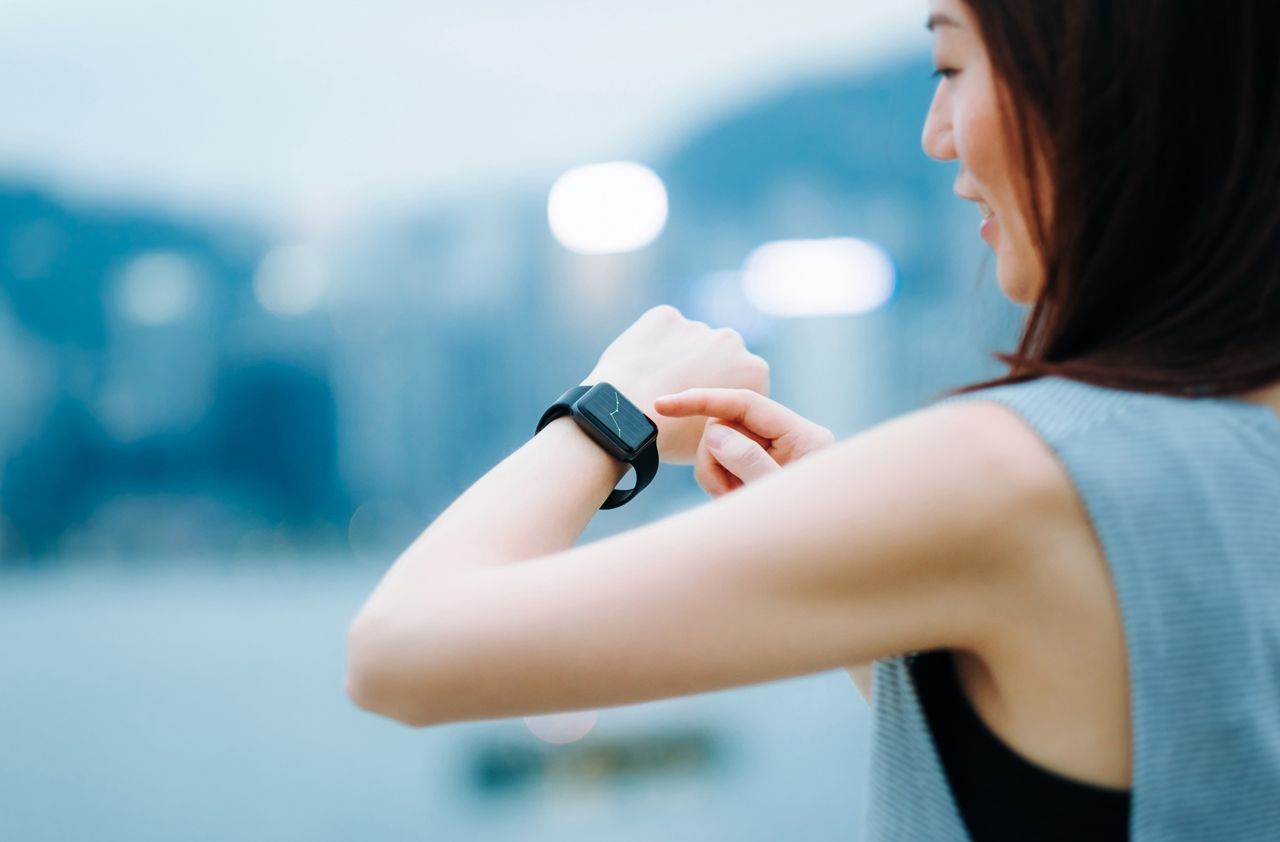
[0,561,873,841]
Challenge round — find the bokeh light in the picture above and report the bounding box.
[740,237,896,317]
[547,162,669,255]
[114,251,202,325]
[253,243,328,317]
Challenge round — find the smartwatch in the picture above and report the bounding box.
[535,382,660,510]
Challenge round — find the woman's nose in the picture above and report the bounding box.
[921,86,957,161]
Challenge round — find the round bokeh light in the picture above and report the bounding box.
[547,162,668,255]
[741,237,896,317]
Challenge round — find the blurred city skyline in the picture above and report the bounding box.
[0,1,1025,569]
[0,50,1020,563]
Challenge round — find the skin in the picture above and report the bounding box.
[923,0,1049,305]
[347,0,1280,797]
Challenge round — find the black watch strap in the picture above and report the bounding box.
[608,437,658,509]
[536,385,659,510]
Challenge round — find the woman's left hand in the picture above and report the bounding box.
[582,304,770,465]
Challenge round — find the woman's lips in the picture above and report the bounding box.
[980,213,997,242]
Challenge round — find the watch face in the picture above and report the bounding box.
[577,383,657,453]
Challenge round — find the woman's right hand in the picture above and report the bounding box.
[652,388,836,498]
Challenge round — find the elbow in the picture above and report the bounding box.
[345,612,439,728]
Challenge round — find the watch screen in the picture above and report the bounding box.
[578,384,656,452]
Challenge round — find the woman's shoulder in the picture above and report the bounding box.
[838,393,1098,595]
[908,382,1088,514]
[895,387,1117,597]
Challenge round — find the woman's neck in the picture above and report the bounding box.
[1237,380,1280,421]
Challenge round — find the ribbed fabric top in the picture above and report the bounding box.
[861,375,1280,841]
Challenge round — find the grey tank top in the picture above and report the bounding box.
[862,374,1280,840]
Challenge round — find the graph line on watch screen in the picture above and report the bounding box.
[609,392,624,437]
[580,386,653,451]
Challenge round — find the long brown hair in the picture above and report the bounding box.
[948,1,1280,397]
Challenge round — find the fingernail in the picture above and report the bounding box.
[705,425,730,449]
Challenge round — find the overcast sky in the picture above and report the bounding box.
[0,0,930,233]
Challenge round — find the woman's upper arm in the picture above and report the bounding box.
[348,400,1062,726]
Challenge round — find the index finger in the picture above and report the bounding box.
[653,388,794,439]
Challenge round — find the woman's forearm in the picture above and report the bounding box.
[355,400,631,616]
[346,382,644,723]
[345,307,770,723]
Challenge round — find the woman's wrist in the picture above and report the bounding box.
[544,413,632,484]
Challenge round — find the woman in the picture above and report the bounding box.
[346,1,1280,839]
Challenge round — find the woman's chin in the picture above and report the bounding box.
[995,262,1043,306]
